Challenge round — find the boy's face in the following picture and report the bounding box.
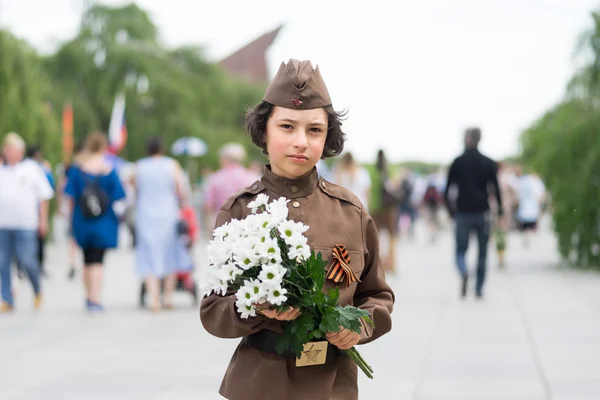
[265,106,328,180]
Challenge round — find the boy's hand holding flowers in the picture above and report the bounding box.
[326,326,362,350]
[256,303,302,321]
[204,195,375,378]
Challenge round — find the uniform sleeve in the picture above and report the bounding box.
[200,205,273,338]
[355,206,395,345]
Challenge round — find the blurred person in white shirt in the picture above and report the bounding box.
[0,132,54,312]
[513,166,545,247]
[332,152,371,210]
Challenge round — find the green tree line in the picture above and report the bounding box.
[520,10,600,268]
[1,3,266,171]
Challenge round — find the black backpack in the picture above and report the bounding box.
[79,173,109,219]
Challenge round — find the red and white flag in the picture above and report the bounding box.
[108,92,127,154]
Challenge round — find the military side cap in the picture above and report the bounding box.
[263,59,332,110]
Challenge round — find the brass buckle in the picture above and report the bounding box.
[295,341,328,367]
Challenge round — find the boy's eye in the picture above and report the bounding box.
[281,124,293,130]
[309,127,322,133]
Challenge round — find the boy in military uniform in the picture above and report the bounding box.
[200,59,395,400]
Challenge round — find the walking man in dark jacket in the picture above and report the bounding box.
[444,127,503,298]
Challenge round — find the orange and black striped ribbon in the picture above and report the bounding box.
[326,244,361,288]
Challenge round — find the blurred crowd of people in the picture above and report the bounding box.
[1,131,203,313]
[0,127,547,313]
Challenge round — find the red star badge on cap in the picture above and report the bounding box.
[292,98,303,107]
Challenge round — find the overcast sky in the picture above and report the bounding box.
[1,0,598,164]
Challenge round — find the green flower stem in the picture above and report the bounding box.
[345,347,373,379]
[352,347,374,374]
[283,279,305,291]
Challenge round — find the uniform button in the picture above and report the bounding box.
[291,186,299,193]
[292,201,300,208]
[252,183,258,190]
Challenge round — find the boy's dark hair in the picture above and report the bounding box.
[146,136,163,156]
[245,101,346,159]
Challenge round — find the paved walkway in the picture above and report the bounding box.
[1,218,599,399]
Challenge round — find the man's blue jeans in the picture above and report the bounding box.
[455,213,490,294]
[0,229,41,306]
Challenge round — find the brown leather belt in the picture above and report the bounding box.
[241,330,346,361]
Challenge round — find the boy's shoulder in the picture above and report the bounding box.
[220,180,265,212]
[219,178,364,212]
[318,178,362,209]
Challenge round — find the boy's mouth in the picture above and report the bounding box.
[288,155,309,162]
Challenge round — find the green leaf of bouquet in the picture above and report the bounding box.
[275,324,295,355]
[308,329,323,340]
[319,306,341,333]
[326,287,340,307]
[306,251,326,291]
[337,305,370,334]
[276,314,316,358]
[362,315,374,327]
[300,293,318,308]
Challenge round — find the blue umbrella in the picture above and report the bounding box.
[171,137,207,157]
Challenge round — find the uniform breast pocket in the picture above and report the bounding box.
[313,246,365,282]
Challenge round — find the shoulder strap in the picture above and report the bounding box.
[220,180,266,212]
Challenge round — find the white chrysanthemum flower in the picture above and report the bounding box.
[218,262,243,282]
[255,228,272,245]
[207,239,233,268]
[286,232,307,248]
[267,197,290,224]
[233,242,261,270]
[255,238,281,263]
[211,278,229,297]
[213,223,231,239]
[264,252,284,267]
[199,277,215,298]
[275,263,288,276]
[254,212,276,231]
[247,193,270,213]
[226,219,245,240]
[277,220,309,244]
[235,285,254,305]
[240,214,260,233]
[241,235,261,253]
[267,286,288,306]
[237,302,257,319]
[258,264,284,287]
[288,243,311,261]
[246,279,267,302]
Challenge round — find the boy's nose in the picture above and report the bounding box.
[293,132,308,149]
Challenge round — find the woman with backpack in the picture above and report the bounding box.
[65,132,126,313]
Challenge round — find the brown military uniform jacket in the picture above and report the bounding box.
[200,166,395,400]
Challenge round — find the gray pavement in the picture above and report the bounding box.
[1,217,599,400]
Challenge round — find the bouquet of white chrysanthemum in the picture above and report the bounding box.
[203,194,375,378]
